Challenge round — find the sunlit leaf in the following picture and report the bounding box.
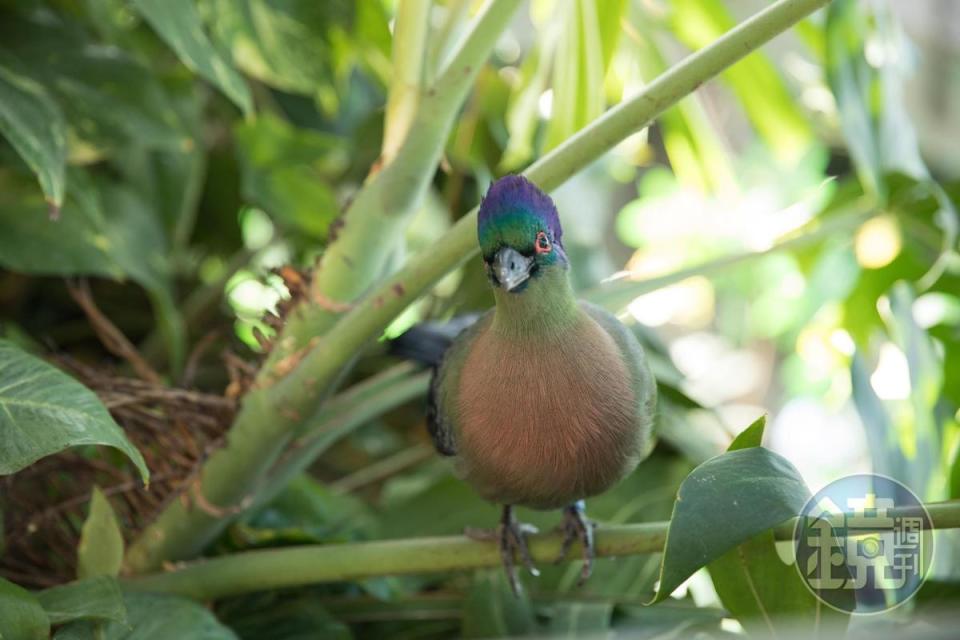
[77,487,125,580]
[0,341,149,481]
[132,0,252,116]
[0,65,66,210]
[669,0,812,164]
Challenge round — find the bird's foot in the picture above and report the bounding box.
[555,500,595,586]
[467,505,539,596]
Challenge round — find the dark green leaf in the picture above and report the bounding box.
[0,340,149,480]
[77,487,125,580]
[707,417,849,638]
[202,0,357,95]
[462,570,536,638]
[132,0,252,115]
[36,576,126,625]
[0,13,191,154]
[649,447,810,602]
[54,592,237,640]
[0,576,50,640]
[0,65,66,209]
[218,593,350,640]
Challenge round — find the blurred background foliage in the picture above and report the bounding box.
[1,0,960,638]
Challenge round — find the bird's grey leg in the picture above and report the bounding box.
[467,505,538,596]
[556,500,595,585]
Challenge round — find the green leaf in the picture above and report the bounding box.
[36,576,126,626]
[547,601,612,636]
[132,0,252,116]
[0,13,192,155]
[669,0,812,164]
[217,593,350,640]
[728,416,766,451]
[707,417,849,638]
[77,487,125,580]
[0,65,66,210]
[544,0,617,150]
[0,341,149,481]
[201,0,363,96]
[825,0,927,197]
[462,570,537,638]
[649,447,810,603]
[233,114,342,240]
[0,577,50,640]
[54,592,237,640]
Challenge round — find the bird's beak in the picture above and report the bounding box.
[492,247,534,292]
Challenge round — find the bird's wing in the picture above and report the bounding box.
[427,311,494,457]
[581,302,658,457]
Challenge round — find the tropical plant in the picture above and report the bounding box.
[2,0,960,638]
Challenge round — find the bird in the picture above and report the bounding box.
[394,175,656,594]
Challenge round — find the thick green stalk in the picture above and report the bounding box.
[125,0,833,573]
[381,0,432,163]
[251,366,430,512]
[125,500,960,600]
[270,0,523,367]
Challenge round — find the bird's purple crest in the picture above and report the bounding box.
[478,175,563,248]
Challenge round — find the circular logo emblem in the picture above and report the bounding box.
[793,474,933,614]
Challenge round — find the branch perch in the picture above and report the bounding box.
[124,500,960,600]
[125,0,834,573]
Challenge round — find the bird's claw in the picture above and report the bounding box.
[555,501,595,586]
[472,505,538,596]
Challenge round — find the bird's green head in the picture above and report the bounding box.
[477,176,567,293]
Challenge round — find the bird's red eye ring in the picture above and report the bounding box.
[535,231,551,254]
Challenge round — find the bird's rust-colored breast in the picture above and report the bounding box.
[455,312,640,509]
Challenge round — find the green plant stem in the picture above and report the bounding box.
[381,0,431,163]
[251,365,430,512]
[270,0,523,367]
[124,0,833,573]
[124,499,960,600]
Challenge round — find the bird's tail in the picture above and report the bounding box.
[388,314,481,367]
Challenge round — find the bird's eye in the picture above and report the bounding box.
[535,231,551,254]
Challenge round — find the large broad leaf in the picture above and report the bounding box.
[649,421,810,603]
[0,576,50,640]
[36,576,126,626]
[53,592,237,640]
[132,0,252,116]
[0,12,191,156]
[707,418,849,638]
[0,169,184,369]
[0,340,149,481]
[201,0,389,97]
[77,487,125,580]
[0,65,66,210]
